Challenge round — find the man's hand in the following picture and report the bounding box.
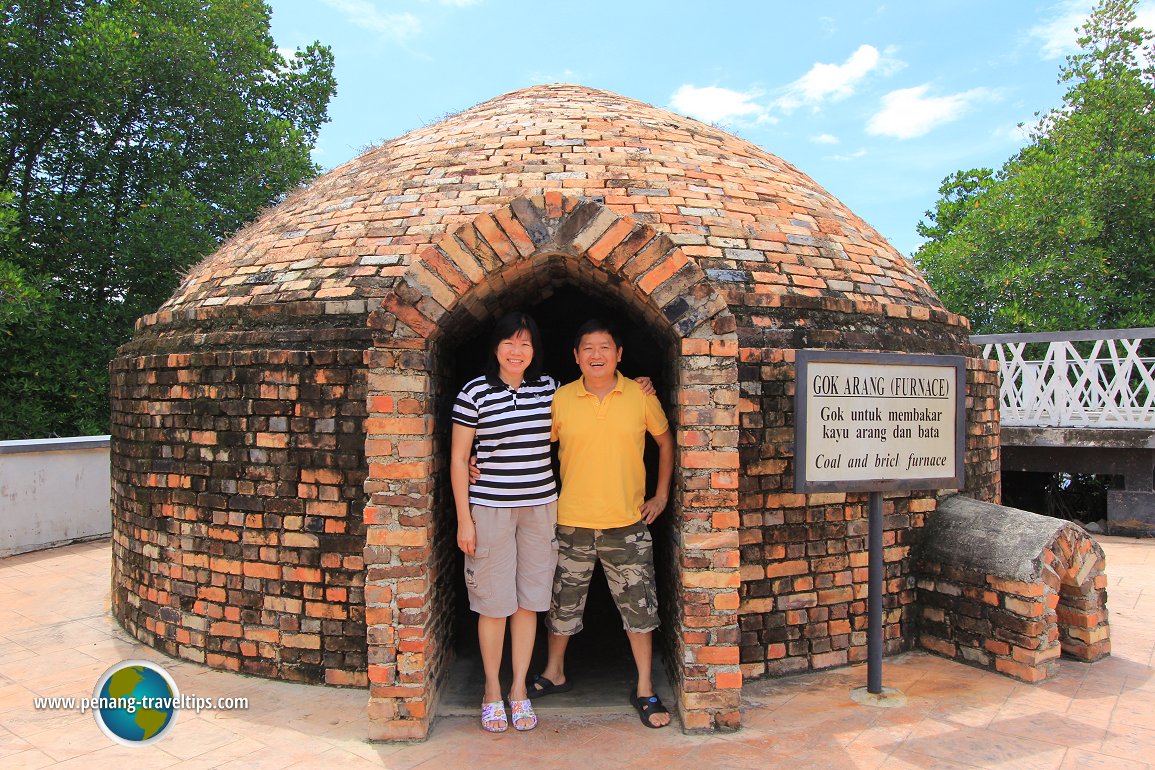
[639,494,668,525]
[457,517,477,556]
[468,454,480,483]
[636,376,656,396]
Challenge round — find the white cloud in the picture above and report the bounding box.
[811,133,840,144]
[866,84,994,139]
[993,122,1033,143]
[668,85,770,124]
[827,149,867,161]
[774,45,885,111]
[1142,5,1155,33]
[1032,0,1155,59]
[1032,0,1092,59]
[320,0,421,42]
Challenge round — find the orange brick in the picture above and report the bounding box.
[637,251,688,294]
[710,339,739,357]
[714,670,742,689]
[711,472,739,490]
[765,560,809,578]
[211,621,243,637]
[366,528,429,547]
[544,190,564,219]
[242,562,280,579]
[369,461,430,480]
[984,639,1011,656]
[366,416,429,435]
[283,633,321,649]
[681,338,710,355]
[683,570,740,589]
[995,657,1048,683]
[1004,596,1045,618]
[586,217,635,263]
[681,450,740,469]
[492,206,536,257]
[695,646,740,665]
[988,577,1046,598]
[711,510,740,528]
[474,214,519,263]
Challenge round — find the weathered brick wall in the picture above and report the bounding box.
[965,356,1002,504]
[360,339,461,732]
[732,300,1000,680]
[110,314,371,685]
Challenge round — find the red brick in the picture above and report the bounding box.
[995,657,1049,683]
[695,646,740,664]
[586,217,636,263]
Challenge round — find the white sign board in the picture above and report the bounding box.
[794,351,966,493]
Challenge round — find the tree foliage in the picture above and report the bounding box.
[0,189,43,330]
[915,0,1155,334]
[0,0,336,438]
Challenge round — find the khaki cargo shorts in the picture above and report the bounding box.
[546,520,659,635]
[463,501,559,618]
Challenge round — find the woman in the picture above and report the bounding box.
[450,312,559,733]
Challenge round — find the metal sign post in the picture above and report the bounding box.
[794,351,966,704]
[868,490,883,695]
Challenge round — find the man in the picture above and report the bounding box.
[528,318,675,729]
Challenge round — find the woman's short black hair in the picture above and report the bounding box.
[573,318,622,350]
[486,311,545,382]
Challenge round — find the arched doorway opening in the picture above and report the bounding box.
[436,283,679,712]
[362,195,741,739]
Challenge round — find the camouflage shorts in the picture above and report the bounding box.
[546,521,659,635]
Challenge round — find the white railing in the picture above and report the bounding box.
[973,328,1155,428]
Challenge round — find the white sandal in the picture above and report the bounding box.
[481,699,508,732]
[509,698,538,731]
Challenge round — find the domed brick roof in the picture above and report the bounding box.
[152,84,950,325]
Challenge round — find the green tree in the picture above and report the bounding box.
[915,0,1155,334]
[0,190,43,330]
[0,0,336,438]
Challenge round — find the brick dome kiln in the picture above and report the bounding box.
[110,84,1002,738]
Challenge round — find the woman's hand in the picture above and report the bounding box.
[469,454,481,483]
[637,376,656,396]
[457,516,477,556]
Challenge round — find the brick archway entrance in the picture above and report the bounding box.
[362,194,741,739]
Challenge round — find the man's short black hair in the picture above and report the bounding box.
[486,311,545,382]
[573,318,622,350]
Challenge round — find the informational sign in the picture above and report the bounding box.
[794,351,966,493]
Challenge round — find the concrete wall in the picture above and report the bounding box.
[0,436,111,556]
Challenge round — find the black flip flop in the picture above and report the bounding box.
[631,689,670,729]
[527,673,573,697]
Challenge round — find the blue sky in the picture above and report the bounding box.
[266,0,1154,257]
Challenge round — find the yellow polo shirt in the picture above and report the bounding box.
[551,373,670,529]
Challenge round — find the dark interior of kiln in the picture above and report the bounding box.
[435,284,679,694]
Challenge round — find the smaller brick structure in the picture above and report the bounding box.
[915,496,1110,682]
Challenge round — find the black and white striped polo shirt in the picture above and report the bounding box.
[451,374,559,507]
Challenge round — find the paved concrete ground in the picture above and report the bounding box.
[0,536,1151,769]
